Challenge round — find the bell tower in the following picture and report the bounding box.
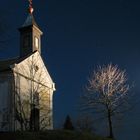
[19,0,43,57]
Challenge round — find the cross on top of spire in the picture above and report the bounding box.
[28,0,34,14]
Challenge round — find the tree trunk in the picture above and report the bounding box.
[107,110,114,138]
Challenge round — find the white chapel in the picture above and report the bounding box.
[0,2,55,131]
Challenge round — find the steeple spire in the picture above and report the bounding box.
[28,0,34,14]
[19,0,43,57]
[22,0,38,28]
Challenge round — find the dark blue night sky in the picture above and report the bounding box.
[0,0,140,139]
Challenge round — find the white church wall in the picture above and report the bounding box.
[14,52,55,90]
[0,72,14,131]
[12,52,55,130]
[14,73,31,130]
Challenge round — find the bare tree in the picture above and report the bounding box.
[82,64,131,138]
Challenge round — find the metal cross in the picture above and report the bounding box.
[28,0,33,7]
[28,0,34,14]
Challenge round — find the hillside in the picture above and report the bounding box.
[0,130,112,140]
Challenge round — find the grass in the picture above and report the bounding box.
[0,130,112,140]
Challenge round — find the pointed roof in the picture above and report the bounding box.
[0,51,37,72]
[22,13,39,28]
[21,1,39,28]
[0,58,18,71]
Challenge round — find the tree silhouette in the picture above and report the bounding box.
[81,64,132,138]
[63,115,74,130]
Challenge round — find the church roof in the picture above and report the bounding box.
[0,51,37,72]
[22,13,39,28]
[0,58,18,72]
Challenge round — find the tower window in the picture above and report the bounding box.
[23,35,30,48]
[35,37,39,49]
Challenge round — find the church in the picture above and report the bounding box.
[0,2,55,131]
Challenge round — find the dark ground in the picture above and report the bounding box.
[0,130,112,140]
